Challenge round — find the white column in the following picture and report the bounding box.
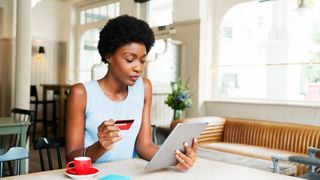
[15,0,31,109]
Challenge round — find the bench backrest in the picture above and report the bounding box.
[223,118,320,154]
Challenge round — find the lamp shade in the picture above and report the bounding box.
[38,46,45,54]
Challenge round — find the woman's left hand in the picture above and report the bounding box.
[174,138,198,171]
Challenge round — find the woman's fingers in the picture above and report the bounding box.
[98,119,114,130]
[175,150,193,170]
[98,119,120,132]
[192,138,198,154]
[183,141,197,162]
[177,150,193,166]
[97,119,123,150]
[175,154,189,170]
[111,135,123,143]
[184,142,192,156]
[98,131,120,139]
[174,139,199,171]
[98,133,123,150]
[97,120,120,138]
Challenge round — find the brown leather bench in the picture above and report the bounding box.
[171,116,320,175]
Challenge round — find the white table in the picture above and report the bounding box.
[3,158,300,180]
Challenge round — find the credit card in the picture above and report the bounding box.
[114,119,134,130]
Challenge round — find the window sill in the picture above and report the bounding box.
[205,99,320,108]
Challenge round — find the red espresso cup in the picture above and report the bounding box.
[66,157,92,175]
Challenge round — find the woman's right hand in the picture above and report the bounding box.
[97,119,123,151]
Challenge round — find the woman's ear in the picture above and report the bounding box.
[106,54,112,64]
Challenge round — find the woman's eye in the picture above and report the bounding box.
[124,57,134,62]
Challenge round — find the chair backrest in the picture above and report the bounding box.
[30,85,39,101]
[9,108,34,147]
[0,147,29,177]
[11,108,34,122]
[34,137,65,171]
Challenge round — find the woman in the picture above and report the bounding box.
[65,15,197,171]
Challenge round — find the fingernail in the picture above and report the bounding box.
[176,149,179,154]
[184,142,188,146]
[194,138,197,143]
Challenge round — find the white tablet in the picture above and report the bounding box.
[145,122,208,171]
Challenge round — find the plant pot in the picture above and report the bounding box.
[170,118,183,130]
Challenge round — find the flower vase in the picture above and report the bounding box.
[173,109,182,120]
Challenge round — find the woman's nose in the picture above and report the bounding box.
[133,61,143,73]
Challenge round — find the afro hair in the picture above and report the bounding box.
[97,15,155,63]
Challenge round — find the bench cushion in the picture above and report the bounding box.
[200,142,305,160]
[200,142,308,175]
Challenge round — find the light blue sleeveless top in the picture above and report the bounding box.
[83,77,144,163]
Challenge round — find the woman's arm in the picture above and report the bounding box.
[135,78,159,160]
[65,84,112,162]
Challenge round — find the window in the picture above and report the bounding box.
[77,1,120,82]
[78,29,101,83]
[146,39,181,92]
[148,0,173,27]
[80,2,120,25]
[215,0,320,102]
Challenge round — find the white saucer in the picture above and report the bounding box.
[65,168,99,179]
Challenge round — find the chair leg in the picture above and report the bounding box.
[7,161,13,176]
[47,148,53,170]
[56,147,62,169]
[33,103,38,141]
[0,161,3,178]
[16,160,20,175]
[43,103,47,137]
[52,100,57,136]
[39,150,45,171]
[152,125,158,145]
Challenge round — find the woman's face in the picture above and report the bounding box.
[108,42,147,86]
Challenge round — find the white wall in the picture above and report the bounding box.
[0,0,15,38]
[205,100,320,126]
[0,0,15,116]
[30,0,68,98]
[173,0,200,22]
[31,0,68,42]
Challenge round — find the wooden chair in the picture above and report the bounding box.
[30,85,57,138]
[272,147,320,179]
[1,108,33,176]
[152,125,171,145]
[0,147,29,177]
[10,108,34,145]
[34,137,65,171]
[1,108,34,149]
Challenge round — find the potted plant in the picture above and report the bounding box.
[165,78,192,122]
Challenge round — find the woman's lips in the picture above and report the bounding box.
[129,75,139,81]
